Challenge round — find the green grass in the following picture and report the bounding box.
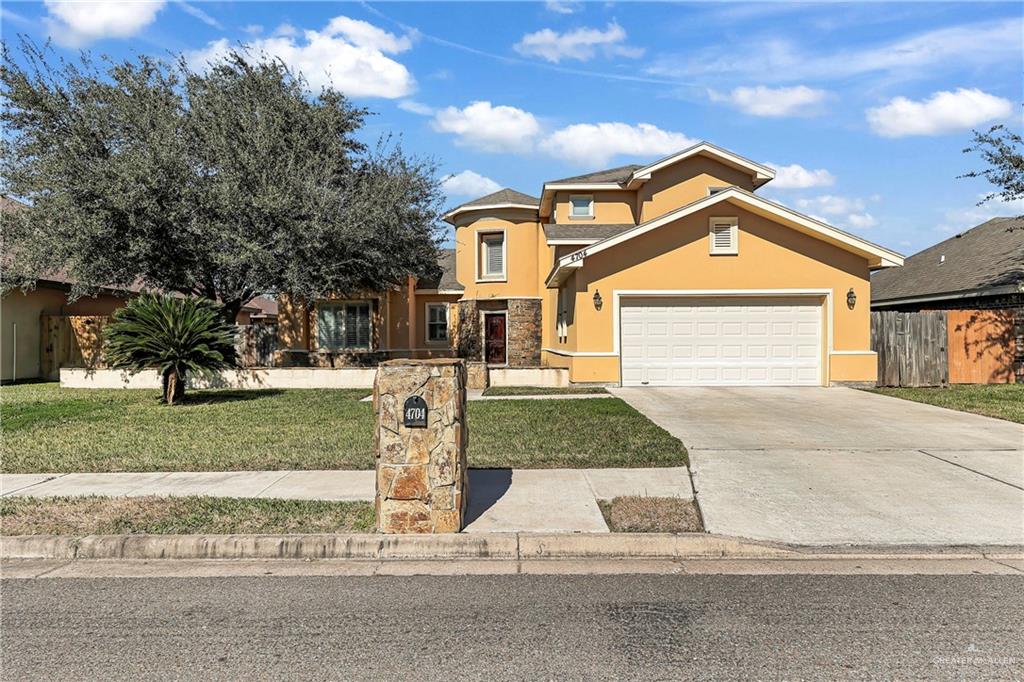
[482,386,608,396]
[868,384,1024,424]
[0,496,375,535]
[1,383,686,473]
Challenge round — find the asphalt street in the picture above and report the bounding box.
[3,574,1023,680]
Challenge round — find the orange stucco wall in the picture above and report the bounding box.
[551,190,637,224]
[550,202,876,384]
[453,208,541,302]
[637,156,756,223]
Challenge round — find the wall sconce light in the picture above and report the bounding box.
[593,290,603,311]
[846,288,857,310]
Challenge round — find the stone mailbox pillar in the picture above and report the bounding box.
[374,359,468,533]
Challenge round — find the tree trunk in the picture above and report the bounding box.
[162,369,186,405]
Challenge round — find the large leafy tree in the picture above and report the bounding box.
[1,41,443,321]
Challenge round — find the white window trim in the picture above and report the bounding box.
[709,216,739,255]
[569,194,595,220]
[424,302,449,346]
[317,300,373,351]
[475,229,508,283]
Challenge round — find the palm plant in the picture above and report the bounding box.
[105,294,238,405]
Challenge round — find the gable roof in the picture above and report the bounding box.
[871,217,1024,305]
[539,141,775,216]
[416,248,463,292]
[442,188,539,224]
[547,165,643,185]
[545,186,903,287]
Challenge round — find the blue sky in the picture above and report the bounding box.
[2,1,1022,254]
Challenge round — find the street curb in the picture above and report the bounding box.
[3,533,1021,562]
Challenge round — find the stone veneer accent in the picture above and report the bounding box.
[374,359,469,533]
[466,361,489,390]
[454,298,542,367]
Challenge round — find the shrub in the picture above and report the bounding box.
[105,294,237,404]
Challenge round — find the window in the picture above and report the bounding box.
[478,231,506,280]
[709,217,738,255]
[317,302,371,350]
[426,303,448,343]
[569,195,594,219]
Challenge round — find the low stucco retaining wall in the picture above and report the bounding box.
[488,367,569,388]
[59,367,377,390]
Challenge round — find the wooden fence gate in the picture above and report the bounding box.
[236,323,278,367]
[41,315,110,380]
[871,310,948,387]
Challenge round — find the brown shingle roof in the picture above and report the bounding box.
[448,188,539,212]
[871,217,1024,304]
[546,164,642,185]
[416,249,462,292]
[543,223,635,241]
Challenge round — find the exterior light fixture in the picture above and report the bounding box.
[593,290,603,311]
[846,288,857,310]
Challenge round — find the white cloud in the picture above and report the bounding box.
[794,194,877,230]
[939,195,1024,233]
[241,24,262,35]
[398,100,435,116]
[432,101,541,152]
[866,88,1013,138]
[796,195,865,216]
[441,170,502,197]
[174,1,221,29]
[709,85,827,117]
[545,1,581,14]
[766,162,835,189]
[188,16,415,98]
[514,22,643,63]
[649,17,1022,84]
[43,0,166,46]
[846,213,877,229]
[542,122,696,167]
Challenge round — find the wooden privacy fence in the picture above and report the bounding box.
[872,309,1017,387]
[41,315,110,380]
[236,323,278,367]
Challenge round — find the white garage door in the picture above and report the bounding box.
[620,297,822,386]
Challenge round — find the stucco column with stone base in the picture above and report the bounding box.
[374,358,469,533]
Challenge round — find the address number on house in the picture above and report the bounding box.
[569,250,588,262]
[403,395,428,428]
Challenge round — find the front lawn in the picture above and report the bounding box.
[868,384,1024,424]
[1,383,685,473]
[0,496,375,535]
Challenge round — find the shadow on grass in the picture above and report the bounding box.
[177,389,287,406]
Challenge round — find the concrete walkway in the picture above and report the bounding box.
[1,467,693,534]
[613,386,1024,546]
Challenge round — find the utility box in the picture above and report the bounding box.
[373,359,469,533]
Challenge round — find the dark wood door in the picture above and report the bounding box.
[484,314,507,365]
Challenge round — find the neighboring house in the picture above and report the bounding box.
[871,217,1023,311]
[275,248,463,366]
[871,217,1023,382]
[278,141,903,386]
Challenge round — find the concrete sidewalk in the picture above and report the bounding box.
[1,467,694,534]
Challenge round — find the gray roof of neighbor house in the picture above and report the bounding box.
[543,223,635,241]
[547,164,643,185]
[871,217,1024,304]
[417,248,462,292]
[447,188,539,212]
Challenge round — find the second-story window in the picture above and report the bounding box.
[570,195,594,219]
[478,231,506,280]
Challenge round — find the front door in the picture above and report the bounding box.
[484,313,507,365]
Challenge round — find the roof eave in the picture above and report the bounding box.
[545,187,903,287]
[443,203,539,224]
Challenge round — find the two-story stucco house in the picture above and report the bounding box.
[278,141,903,386]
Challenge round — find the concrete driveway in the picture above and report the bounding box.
[613,387,1024,546]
